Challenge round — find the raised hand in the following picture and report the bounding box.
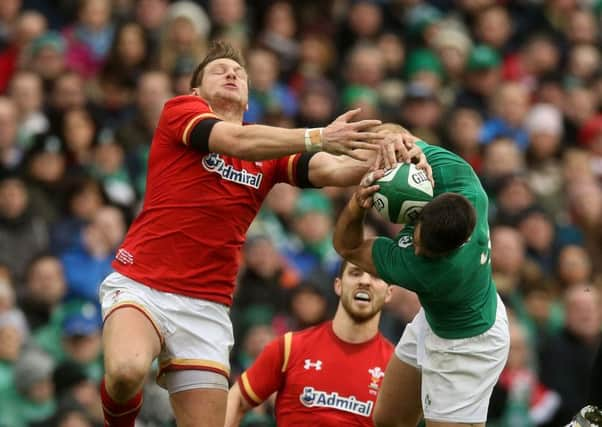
[321,109,384,160]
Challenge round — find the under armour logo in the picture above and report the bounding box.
[304,359,322,370]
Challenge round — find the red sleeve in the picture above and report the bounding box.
[237,332,292,406]
[162,95,220,146]
[273,152,317,187]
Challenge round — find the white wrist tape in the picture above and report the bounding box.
[304,128,323,152]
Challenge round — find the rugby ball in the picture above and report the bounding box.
[372,163,433,224]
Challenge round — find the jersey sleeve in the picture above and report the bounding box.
[162,96,220,146]
[371,232,428,293]
[272,152,318,188]
[237,332,293,407]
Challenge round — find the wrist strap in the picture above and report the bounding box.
[304,128,323,152]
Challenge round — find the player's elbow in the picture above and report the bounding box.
[333,239,353,261]
[210,123,256,160]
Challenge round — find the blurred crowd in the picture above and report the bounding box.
[0,0,601,426]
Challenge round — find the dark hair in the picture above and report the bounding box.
[418,193,477,256]
[189,41,245,89]
[337,260,350,278]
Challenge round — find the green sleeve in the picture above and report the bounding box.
[371,235,426,293]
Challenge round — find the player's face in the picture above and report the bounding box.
[196,58,248,110]
[336,263,391,322]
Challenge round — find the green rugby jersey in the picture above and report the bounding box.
[372,141,497,339]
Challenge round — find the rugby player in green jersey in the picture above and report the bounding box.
[333,124,510,427]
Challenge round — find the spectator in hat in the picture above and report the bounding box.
[0,347,56,427]
[89,129,136,211]
[524,103,565,217]
[23,133,67,224]
[455,44,502,115]
[60,302,103,382]
[341,84,380,120]
[284,190,340,282]
[431,25,472,85]
[158,0,210,75]
[404,48,444,91]
[404,3,443,46]
[22,31,66,87]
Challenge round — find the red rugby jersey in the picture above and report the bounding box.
[238,321,394,426]
[112,95,308,305]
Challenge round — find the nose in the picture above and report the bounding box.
[225,68,237,80]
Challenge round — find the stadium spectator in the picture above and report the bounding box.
[539,285,602,425]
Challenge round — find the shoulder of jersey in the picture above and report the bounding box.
[166,94,211,108]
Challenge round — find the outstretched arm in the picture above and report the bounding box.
[204,109,382,161]
[307,131,433,188]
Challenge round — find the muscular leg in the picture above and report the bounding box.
[170,388,228,427]
[373,355,422,427]
[103,307,162,401]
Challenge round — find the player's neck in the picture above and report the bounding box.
[332,309,380,344]
[211,100,244,123]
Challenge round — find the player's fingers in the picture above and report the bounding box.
[334,108,361,122]
[384,143,396,170]
[346,141,381,151]
[406,146,423,163]
[372,149,382,171]
[350,119,383,130]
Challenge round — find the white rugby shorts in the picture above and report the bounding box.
[99,272,234,392]
[394,294,510,423]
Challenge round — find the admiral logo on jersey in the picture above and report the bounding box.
[299,387,373,417]
[202,153,263,189]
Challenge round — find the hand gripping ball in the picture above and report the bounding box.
[372,163,433,224]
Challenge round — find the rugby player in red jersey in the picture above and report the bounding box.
[224,261,394,427]
[96,41,414,427]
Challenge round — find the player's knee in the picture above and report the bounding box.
[106,358,148,396]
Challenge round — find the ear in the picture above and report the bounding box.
[192,88,200,96]
[334,278,342,297]
[384,286,393,304]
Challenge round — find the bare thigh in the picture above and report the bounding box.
[170,388,227,427]
[373,355,422,427]
[103,307,162,399]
